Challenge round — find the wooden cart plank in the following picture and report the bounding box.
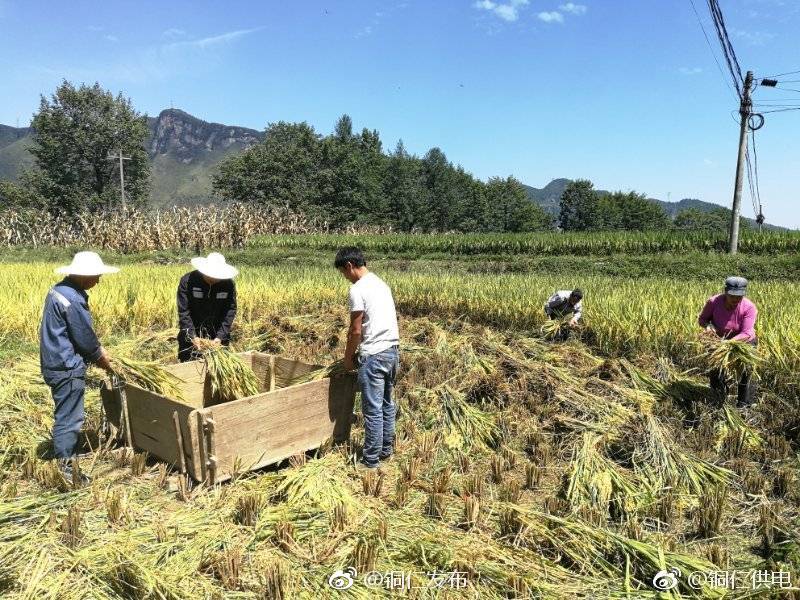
[123,386,196,466]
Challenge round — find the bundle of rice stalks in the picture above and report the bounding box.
[109,357,185,400]
[695,338,762,383]
[717,404,763,454]
[540,318,570,341]
[273,454,354,511]
[435,386,500,451]
[197,344,259,403]
[511,506,725,598]
[287,359,348,386]
[622,359,708,406]
[632,415,733,495]
[564,433,643,520]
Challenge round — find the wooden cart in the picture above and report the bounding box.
[100,352,356,483]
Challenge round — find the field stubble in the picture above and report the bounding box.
[0,260,798,598]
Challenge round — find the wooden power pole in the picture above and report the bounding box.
[728,70,754,254]
[107,147,131,211]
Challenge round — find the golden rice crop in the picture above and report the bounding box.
[108,356,185,400]
[0,262,796,394]
[195,342,260,403]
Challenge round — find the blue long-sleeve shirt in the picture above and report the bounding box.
[39,278,102,384]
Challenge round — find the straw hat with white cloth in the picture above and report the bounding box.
[191,252,239,280]
[55,251,120,276]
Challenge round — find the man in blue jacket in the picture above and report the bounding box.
[40,251,118,483]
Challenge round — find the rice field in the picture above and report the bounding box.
[0,258,799,598]
[253,231,800,256]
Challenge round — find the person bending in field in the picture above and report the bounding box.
[544,288,583,338]
[177,252,238,362]
[698,276,758,407]
[335,247,400,471]
[40,252,118,484]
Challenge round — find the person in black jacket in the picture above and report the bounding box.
[177,252,239,362]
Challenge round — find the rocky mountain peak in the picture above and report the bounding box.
[146,109,264,163]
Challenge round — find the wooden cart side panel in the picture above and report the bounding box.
[250,353,273,391]
[100,381,121,429]
[164,361,207,408]
[273,356,324,388]
[209,377,354,481]
[329,374,357,442]
[124,385,196,468]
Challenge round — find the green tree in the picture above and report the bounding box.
[26,81,150,213]
[674,206,750,232]
[601,191,670,230]
[383,141,426,231]
[559,179,599,230]
[421,148,459,231]
[484,177,554,232]
[315,117,387,227]
[213,121,322,212]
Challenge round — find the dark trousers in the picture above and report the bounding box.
[358,347,400,467]
[49,376,86,458]
[710,369,758,407]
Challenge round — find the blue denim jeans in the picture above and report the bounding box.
[48,375,86,458]
[358,347,399,467]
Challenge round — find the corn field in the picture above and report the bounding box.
[0,258,798,597]
[0,204,320,252]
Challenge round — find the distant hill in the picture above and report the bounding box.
[0,112,777,227]
[0,109,264,207]
[521,179,774,229]
[0,124,35,181]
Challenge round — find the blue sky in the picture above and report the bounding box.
[2,0,799,227]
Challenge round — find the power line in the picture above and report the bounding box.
[756,107,800,114]
[749,128,763,220]
[687,0,737,98]
[759,68,800,79]
[706,0,744,97]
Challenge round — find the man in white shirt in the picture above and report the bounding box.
[544,288,583,327]
[335,247,400,470]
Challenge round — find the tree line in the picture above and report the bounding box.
[0,81,749,234]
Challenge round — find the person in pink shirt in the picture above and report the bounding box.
[698,276,758,407]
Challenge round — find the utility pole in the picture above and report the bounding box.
[728,70,754,254]
[107,147,131,210]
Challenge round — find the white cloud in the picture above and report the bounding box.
[679,66,703,75]
[104,34,119,43]
[537,11,564,23]
[162,28,187,39]
[731,28,776,46]
[31,27,263,86]
[356,25,373,37]
[559,3,587,15]
[168,28,261,50]
[474,0,529,22]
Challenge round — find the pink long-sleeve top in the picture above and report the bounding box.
[698,294,757,342]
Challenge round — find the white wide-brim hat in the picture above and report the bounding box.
[191,252,238,279]
[56,251,120,276]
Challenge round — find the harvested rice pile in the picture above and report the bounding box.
[194,340,261,403]
[0,314,798,598]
